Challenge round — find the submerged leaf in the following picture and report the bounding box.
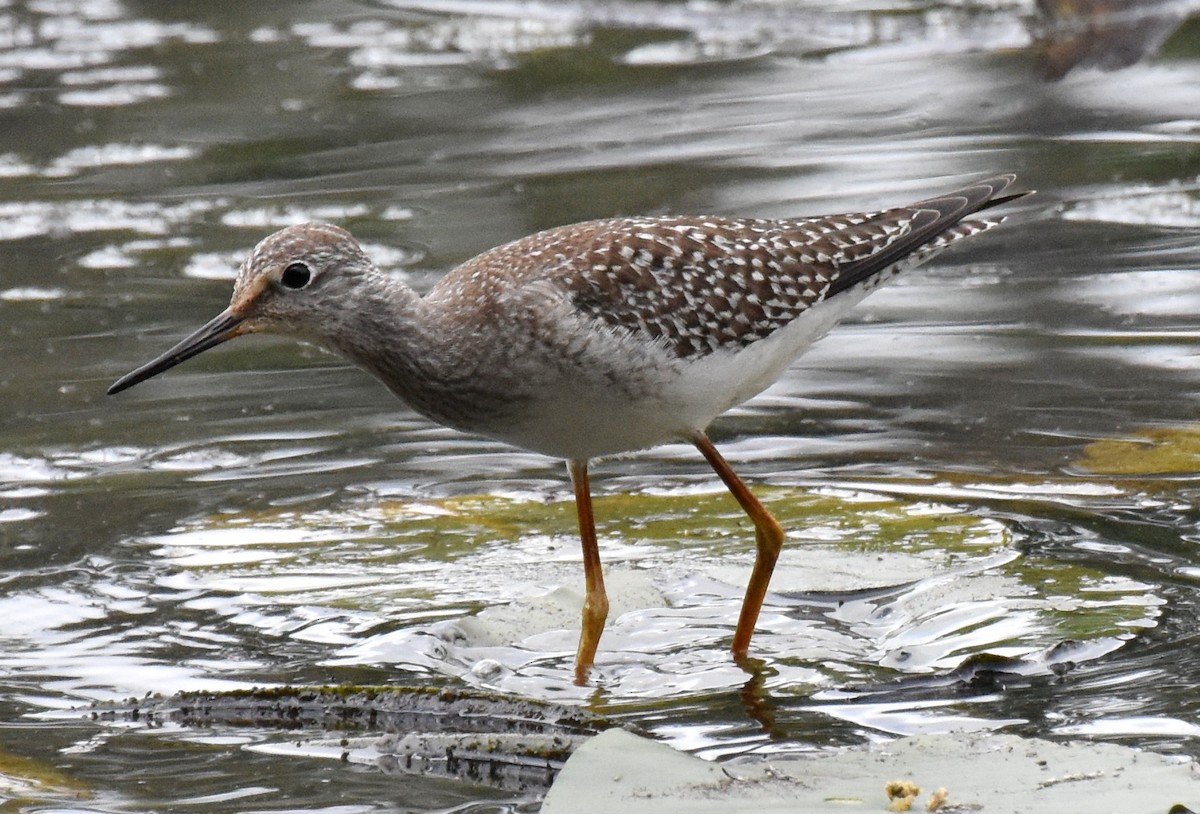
[1079,425,1200,477]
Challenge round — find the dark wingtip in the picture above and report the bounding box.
[987,189,1036,208]
[974,173,1034,211]
[912,174,1033,222]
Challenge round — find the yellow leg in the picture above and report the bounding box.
[568,458,608,685]
[690,430,785,660]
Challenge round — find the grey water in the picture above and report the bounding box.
[3,0,1200,810]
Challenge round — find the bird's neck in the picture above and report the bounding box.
[320,272,431,380]
[319,272,502,431]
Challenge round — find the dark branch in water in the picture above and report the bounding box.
[85,685,627,793]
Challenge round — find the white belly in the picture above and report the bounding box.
[487,286,875,461]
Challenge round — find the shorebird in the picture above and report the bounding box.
[109,174,1028,684]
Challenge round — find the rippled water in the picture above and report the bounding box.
[4,0,1200,810]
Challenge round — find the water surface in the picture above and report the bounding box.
[3,0,1200,810]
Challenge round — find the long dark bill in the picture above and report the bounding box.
[107,308,245,395]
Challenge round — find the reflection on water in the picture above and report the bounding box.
[3,0,1200,811]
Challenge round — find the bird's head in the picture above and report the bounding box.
[107,222,374,395]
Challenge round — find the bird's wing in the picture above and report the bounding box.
[559,174,1023,359]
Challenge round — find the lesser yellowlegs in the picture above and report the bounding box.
[109,174,1029,683]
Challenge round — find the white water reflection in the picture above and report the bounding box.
[2,0,1200,811]
[0,199,218,240]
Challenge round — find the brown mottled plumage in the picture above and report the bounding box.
[108,174,1030,684]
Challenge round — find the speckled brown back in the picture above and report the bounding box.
[574,179,1021,358]
[432,175,1023,360]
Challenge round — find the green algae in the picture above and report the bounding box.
[0,749,91,811]
[138,482,1160,660]
[1078,424,1200,477]
[161,486,1007,565]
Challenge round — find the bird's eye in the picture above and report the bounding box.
[280,262,312,290]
